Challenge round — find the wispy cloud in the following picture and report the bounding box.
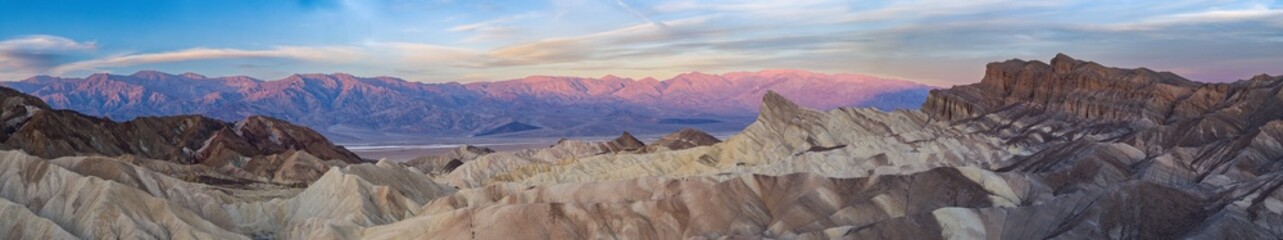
[446,13,539,42]
[0,35,98,79]
[656,0,850,20]
[615,0,667,28]
[2,1,1280,84]
[0,35,97,52]
[1093,5,1283,31]
[479,16,710,67]
[366,41,482,65]
[50,46,363,75]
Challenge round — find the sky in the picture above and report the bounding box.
[0,0,1280,86]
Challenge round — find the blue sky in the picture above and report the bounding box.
[0,0,1281,85]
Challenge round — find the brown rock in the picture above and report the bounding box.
[646,128,721,152]
[0,86,362,183]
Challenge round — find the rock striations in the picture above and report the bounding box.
[2,54,1283,239]
[645,128,722,152]
[0,86,362,185]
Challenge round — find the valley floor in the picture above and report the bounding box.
[343,132,738,161]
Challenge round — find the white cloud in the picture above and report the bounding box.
[656,0,849,20]
[5,0,1281,84]
[1095,5,1283,31]
[838,0,1070,23]
[50,46,364,75]
[0,35,98,79]
[366,41,482,65]
[0,35,97,52]
[479,16,711,67]
[446,13,538,42]
[615,0,667,28]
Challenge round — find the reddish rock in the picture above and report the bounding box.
[0,86,362,169]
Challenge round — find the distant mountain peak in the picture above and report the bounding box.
[1050,53,1082,73]
[131,70,172,77]
[600,74,628,81]
[1247,73,1276,82]
[86,72,113,80]
[754,69,822,76]
[3,69,935,138]
[759,91,802,122]
[180,72,208,79]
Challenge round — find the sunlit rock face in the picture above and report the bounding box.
[2,55,1283,239]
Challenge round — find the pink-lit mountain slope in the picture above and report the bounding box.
[3,69,933,139]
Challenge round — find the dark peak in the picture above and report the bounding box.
[285,73,335,84]
[372,76,410,83]
[1052,53,1075,63]
[648,128,722,151]
[761,91,800,114]
[456,145,495,155]
[86,73,113,81]
[608,131,646,150]
[1250,74,1277,82]
[298,73,333,78]
[234,115,291,133]
[756,91,813,125]
[0,85,51,110]
[1050,53,1081,73]
[669,128,720,142]
[616,131,637,142]
[674,128,704,135]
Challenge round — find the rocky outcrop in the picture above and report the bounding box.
[0,86,362,184]
[409,55,1283,238]
[0,85,359,162]
[0,149,455,239]
[0,197,77,239]
[223,162,455,238]
[645,128,721,151]
[923,53,1198,123]
[597,131,646,153]
[0,151,248,239]
[366,167,1027,239]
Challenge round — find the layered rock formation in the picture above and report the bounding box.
[2,54,1282,239]
[404,145,495,175]
[645,128,722,152]
[407,54,1283,238]
[0,86,362,184]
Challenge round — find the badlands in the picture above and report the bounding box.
[2,54,1282,239]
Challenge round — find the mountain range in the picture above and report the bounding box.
[0,69,932,141]
[3,54,1282,239]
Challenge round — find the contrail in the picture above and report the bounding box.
[615,0,668,29]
